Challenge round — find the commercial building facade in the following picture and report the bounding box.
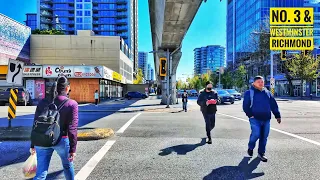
[138,51,148,78]
[0,13,31,86]
[37,0,138,72]
[23,65,125,103]
[30,30,133,83]
[194,45,225,75]
[226,0,304,68]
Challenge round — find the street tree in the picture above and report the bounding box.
[233,65,247,91]
[285,53,319,97]
[133,68,144,84]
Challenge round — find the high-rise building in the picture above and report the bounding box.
[37,0,138,71]
[138,51,148,78]
[226,0,304,68]
[194,45,225,75]
[25,13,37,30]
[304,0,320,48]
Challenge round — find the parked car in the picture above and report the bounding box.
[217,90,235,104]
[177,90,185,98]
[189,89,199,97]
[226,89,242,100]
[125,91,148,100]
[0,87,31,106]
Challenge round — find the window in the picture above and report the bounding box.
[76,24,83,30]
[76,4,83,9]
[84,4,91,9]
[84,17,91,23]
[76,11,83,16]
[85,0,91,2]
[76,17,83,23]
[85,11,91,16]
[84,24,91,30]
[76,0,82,2]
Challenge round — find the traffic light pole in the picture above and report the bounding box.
[166,49,170,108]
[270,51,274,95]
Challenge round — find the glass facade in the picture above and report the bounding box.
[138,52,148,78]
[38,0,138,71]
[194,45,226,75]
[25,14,37,30]
[226,0,305,68]
[99,79,123,99]
[304,0,320,47]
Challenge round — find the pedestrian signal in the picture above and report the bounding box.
[159,58,167,77]
[281,50,287,61]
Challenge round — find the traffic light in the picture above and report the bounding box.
[159,58,167,77]
[280,50,287,61]
[216,70,219,75]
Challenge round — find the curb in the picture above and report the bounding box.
[0,128,114,141]
[79,107,183,113]
[77,128,114,141]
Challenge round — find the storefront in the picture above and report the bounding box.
[39,65,125,103]
[23,65,45,101]
[99,67,125,100]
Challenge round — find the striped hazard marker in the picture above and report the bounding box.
[8,88,18,121]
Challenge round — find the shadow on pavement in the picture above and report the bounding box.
[159,138,206,156]
[26,170,64,180]
[203,157,264,180]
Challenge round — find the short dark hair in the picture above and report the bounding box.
[205,81,212,86]
[254,76,264,82]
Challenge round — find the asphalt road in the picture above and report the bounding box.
[1,99,320,179]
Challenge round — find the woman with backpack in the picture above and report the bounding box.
[30,76,79,180]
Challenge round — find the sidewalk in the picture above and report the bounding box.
[275,96,320,101]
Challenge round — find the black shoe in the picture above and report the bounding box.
[207,138,212,144]
[247,149,253,157]
[258,153,268,162]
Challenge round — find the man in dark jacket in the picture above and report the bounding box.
[243,76,281,162]
[197,81,218,144]
[182,90,188,112]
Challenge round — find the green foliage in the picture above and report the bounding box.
[233,65,247,90]
[133,69,144,84]
[285,53,319,83]
[32,29,64,35]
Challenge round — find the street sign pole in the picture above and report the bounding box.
[166,49,170,108]
[270,51,275,95]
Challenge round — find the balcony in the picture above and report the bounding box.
[40,19,52,24]
[41,0,52,3]
[40,5,52,10]
[40,12,52,18]
[116,7,127,12]
[116,0,127,5]
[116,13,127,18]
[93,0,115,4]
[52,0,74,4]
[116,26,127,32]
[116,19,127,25]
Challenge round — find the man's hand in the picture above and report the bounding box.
[30,148,36,155]
[69,153,76,162]
[277,118,281,124]
[206,100,210,106]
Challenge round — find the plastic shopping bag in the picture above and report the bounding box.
[22,154,37,178]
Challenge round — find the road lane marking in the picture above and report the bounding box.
[218,113,320,146]
[116,113,142,133]
[75,140,116,180]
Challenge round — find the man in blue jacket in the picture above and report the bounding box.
[243,76,281,162]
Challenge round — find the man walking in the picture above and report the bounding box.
[182,90,188,112]
[197,81,218,144]
[243,76,281,162]
[94,90,99,106]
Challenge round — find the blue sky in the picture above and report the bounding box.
[0,0,226,81]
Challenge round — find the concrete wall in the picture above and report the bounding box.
[30,32,133,82]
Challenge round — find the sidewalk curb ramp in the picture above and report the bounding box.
[0,127,114,141]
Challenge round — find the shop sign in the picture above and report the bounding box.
[23,66,42,77]
[43,65,74,78]
[74,66,103,78]
[103,67,113,80]
[112,71,122,82]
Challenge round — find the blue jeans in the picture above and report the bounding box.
[203,113,216,138]
[34,138,75,180]
[248,118,270,154]
[183,102,187,110]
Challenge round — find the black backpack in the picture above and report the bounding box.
[31,98,69,147]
